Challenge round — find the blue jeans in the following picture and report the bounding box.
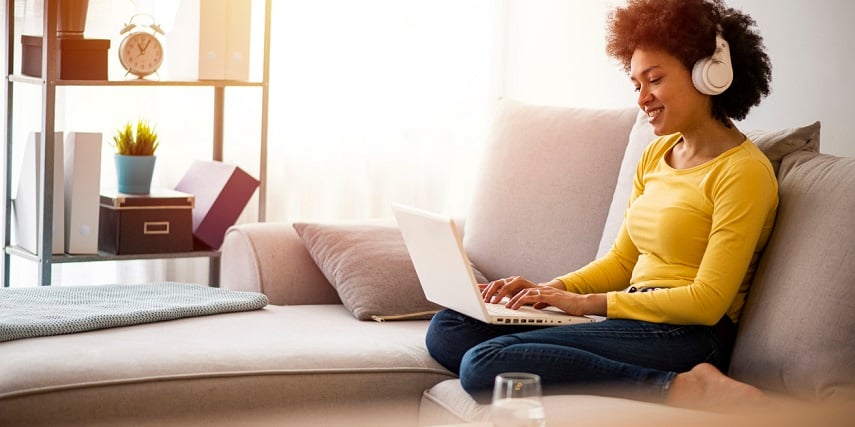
[425,309,733,404]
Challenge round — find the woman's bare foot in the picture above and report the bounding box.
[666,363,771,412]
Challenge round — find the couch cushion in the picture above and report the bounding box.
[729,151,855,402]
[0,305,453,426]
[294,221,487,321]
[464,99,637,282]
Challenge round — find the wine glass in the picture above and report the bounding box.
[489,372,547,427]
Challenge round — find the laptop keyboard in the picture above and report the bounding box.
[486,302,530,317]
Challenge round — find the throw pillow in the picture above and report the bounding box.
[293,222,487,321]
[729,151,855,401]
[746,121,821,175]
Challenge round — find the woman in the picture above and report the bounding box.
[425,0,776,410]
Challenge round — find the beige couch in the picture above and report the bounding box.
[2,100,853,426]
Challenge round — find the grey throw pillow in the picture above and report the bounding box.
[293,222,487,321]
[746,121,821,175]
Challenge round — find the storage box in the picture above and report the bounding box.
[21,35,110,80]
[174,161,259,249]
[98,189,195,255]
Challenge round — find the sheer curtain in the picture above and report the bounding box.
[265,0,503,222]
[260,0,637,225]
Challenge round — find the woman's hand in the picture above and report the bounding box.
[480,276,607,317]
[507,286,601,316]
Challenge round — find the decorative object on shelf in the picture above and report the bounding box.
[20,0,110,80]
[118,13,165,79]
[199,0,252,81]
[64,132,103,255]
[168,0,252,81]
[98,189,195,255]
[112,119,159,194]
[57,0,90,39]
[13,132,65,255]
[174,160,259,249]
[20,36,111,80]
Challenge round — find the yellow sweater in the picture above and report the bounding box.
[557,134,778,325]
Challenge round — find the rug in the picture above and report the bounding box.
[0,282,269,342]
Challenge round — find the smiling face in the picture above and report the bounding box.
[630,47,712,136]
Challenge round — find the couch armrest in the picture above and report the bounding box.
[220,222,342,305]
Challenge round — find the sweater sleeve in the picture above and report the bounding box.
[556,221,638,294]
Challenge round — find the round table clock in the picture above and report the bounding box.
[118,14,165,79]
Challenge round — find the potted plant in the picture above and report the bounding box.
[113,119,159,194]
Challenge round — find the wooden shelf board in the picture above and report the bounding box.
[8,75,264,87]
[6,245,220,264]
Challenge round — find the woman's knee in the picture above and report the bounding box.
[425,309,465,354]
[425,309,479,373]
[459,339,509,401]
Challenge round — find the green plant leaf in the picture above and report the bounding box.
[112,119,158,156]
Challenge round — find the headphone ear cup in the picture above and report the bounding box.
[692,58,733,95]
[692,58,712,94]
[692,34,733,95]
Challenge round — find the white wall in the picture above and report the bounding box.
[500,0,855,157]
[499,0,634,109]
[728,0,855,157]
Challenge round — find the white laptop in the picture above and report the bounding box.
[392,203,602,326]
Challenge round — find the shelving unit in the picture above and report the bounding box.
[2,0,271,287]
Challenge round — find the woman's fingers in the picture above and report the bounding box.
[507,286,548,309]
[481,276,525,303]
[480,279,502,302]
[481,279,505,303]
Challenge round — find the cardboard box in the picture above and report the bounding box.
[21,35,110,80]
[174,161,259,249]
[98,189,194,255]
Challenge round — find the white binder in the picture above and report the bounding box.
[200,0,252,80]
[63,132,102,254]
[167,0,252,81]
[13,132,65,255]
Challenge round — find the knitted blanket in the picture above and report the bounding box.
[0,282,268,342]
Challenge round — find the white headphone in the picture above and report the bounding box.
[692,32,733,95]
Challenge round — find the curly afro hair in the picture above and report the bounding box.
[605,0,772,125]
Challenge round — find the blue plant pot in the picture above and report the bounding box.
[115,154,156,194]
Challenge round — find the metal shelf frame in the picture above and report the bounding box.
[2,0,272,287]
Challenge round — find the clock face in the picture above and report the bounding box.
[118,32,164,78]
